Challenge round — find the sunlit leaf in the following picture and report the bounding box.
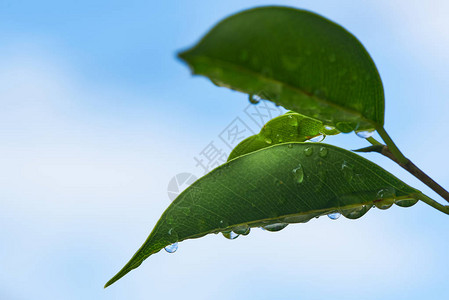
[178,6,384,132]
[228,112,338,161]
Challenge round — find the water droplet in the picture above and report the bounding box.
[248,94,261,105]
[287,144,293,149]
[355,130,374,139]
[288,114,298,127]
[292,164,304,184]
[374,187,396,210]
[336,122,354,133]
[328,53,336,62]
[283,215,311,223]
[222,231,239,240]
[328,212,341,220]
[341,161,353,182]
[233,224,250,235]
[164,242,178,253]
[319,147,328,158]
[374,200,394,210]
[309,135,324,142]
[395,197,418,208]
[324,125,335,131]
[262,223,288,232]
[265,137,273,144]
[341,205,370,219]
[304,146,313,156]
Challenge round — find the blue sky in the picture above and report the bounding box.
[1,1,449,299]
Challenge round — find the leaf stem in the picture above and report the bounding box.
[366,136,382,146]
[360,138,449,205]
[376,126,408,164]
[419,194,449,215]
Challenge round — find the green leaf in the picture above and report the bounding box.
[178,6,384,132]
[105,143,421,287]
[228,112,339,161]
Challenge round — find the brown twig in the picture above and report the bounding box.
[355,145,449,204]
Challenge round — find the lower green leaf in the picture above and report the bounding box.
[105,142,422,287]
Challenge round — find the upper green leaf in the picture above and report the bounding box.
[178,6,385,132]
[228,111,339,161]
[105,143,421,287]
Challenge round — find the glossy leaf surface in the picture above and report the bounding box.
[106,143,420,287]
[179,6,384,132]
[228,112,338,161]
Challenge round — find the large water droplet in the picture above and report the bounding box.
[374,187,396,210]
[304,146,313,156]
[395,197,418,208]
[309,135,324,142]
[265,137,273,144]
[233,224,250,235]
[324,125,335,131]
[328,212,341,220]
[248,94,261,105]
[164,242,178,253]
[319,146,328,158]
[341,161,354,182]
[356,130,374,139]
[341,205,370,219]
[336,122,354,133]
[222,231,239,240]
[262,223,288,232]
[288,114,298,127]
[283,215,311,224]
[292,164,304,184]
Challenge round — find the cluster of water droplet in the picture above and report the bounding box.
[162,143,419,252]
